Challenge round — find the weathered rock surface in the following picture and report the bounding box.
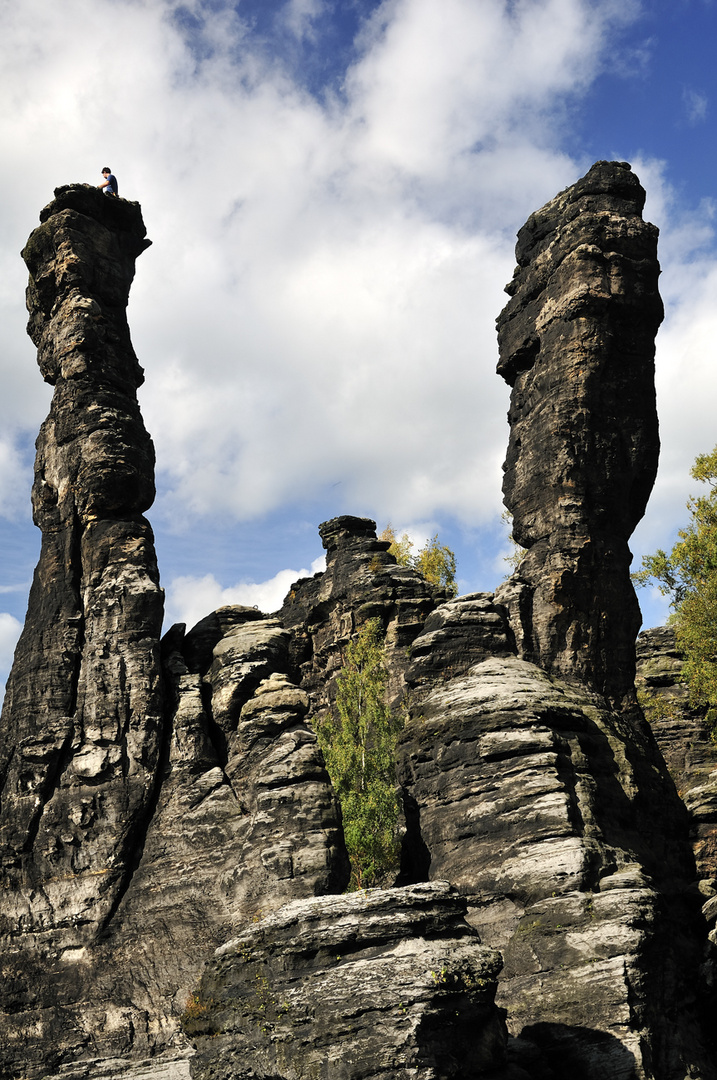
[398,646,712,1078]
[0,193,347,1079]
[3,166,716,1080]
[0,184,162,943]
[187,882,511,1080]
[278,515,444,713]
[496,161,664,706]
[636,625,717,886]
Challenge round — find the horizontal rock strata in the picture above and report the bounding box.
[398,638,712,1077]
[278,515,444,713]
[186,882,510,1080]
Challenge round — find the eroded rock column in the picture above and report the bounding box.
[495,160,663,706]
[0,185,163,942]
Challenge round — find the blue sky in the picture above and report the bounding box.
[0,0,716,691]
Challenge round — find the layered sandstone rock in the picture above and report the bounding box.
[395,164,715,1078]
[636,626,717,887]
[278,515,444,711]
[187,883,510,1080]
[495,160,664,706]
[398,645,707,1078]
[3,166,716,1080]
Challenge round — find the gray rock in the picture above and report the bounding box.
[496,161,663,706]
[186,882,510,1080]
[636,625,717,881]
[398,654,712,1078]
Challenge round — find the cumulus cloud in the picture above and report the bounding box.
[2,0,714,641]
[0,0,645,540]
[165,556,326,630]
[683,87,708,126]
[0,612,22,702]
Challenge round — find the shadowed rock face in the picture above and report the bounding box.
[0,185,162,943]
[636,626,717,886]
[496,160,664,706]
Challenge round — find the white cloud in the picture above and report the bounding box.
[281,0,325,42]
[0,612,22,702]
[0,0,648,545]
[11,0,716,634]
[683,87,708,126]
[165,556,326,631]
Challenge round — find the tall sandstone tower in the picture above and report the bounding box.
[496,160,663,706]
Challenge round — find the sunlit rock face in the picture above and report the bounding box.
[187,883,510,1080]
[398,647,708,1079]
[495,160,664,707]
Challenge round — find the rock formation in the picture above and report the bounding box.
[279,514,445,711]
[188,883,508,1080]
[1,166,716,1080]
[0,189,347,1078]
[0,184,162,943]
[495,160,664,706]
[636,625,717,888]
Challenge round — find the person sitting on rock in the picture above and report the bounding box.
[98,167,118,197]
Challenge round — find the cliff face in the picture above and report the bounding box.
[0,167,714,1080]
[495,161,663,706]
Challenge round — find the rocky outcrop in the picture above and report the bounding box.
[394,164,715,1078]
[186,882,510,1080]
[398,644,709,1078]
[2,166,715,1080]
[636,626,717,884]
[496,161,663,706]
[278,515,444,712]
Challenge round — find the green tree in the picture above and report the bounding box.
[635,446,717,715]
[312,619,403,889]
[501,510,525,572]
[379,525,458,598]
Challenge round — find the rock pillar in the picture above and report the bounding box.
[496,160,663,705]
[0,185,163,942]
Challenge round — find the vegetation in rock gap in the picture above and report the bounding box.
[379,525,458,597]
[635,446,717,727]
[312,618,404,889]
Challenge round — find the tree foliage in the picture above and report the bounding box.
[379,525,458,598]
[312,619,404,889]
[634,447,717,714]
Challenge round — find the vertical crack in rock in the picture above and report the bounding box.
[0,185,163,946]
[495,160,664,707]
